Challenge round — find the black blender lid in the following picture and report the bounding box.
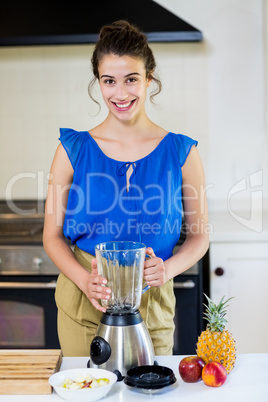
[124,365,176,389]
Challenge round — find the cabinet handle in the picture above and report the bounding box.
[0,281,57,289]
[215,267,225,276]
[173,280,195,289]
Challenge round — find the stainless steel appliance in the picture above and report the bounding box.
[90,241,155,377]
[0,1,202,47]
[172,238,209,355]
[0,200,60,349]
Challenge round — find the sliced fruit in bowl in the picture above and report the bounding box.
[49,368,117,401]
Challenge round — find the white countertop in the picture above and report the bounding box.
[1,354,268,402]
[208,210,268,242]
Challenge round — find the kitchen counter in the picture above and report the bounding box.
[1,354,267,402]
[208,210,268,242]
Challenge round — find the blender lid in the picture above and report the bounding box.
[124,365,176,389]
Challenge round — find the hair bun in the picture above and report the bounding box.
[99,20,141,39]
[111,20,133,29]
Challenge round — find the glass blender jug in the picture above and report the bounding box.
[95,241,150,314]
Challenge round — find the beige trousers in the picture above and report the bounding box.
[55,246,176,357]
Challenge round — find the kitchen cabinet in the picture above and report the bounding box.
[209,241,268,353]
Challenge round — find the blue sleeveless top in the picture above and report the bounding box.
[60,128,197,261]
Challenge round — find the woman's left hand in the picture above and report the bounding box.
[144,247,168,287]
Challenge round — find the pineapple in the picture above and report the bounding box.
[196,294,236,374]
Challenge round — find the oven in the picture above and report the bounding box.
[172,237,209,355]
[0,200,60,349]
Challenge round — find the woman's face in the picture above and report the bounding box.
[98,54,152,123]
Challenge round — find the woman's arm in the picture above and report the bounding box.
[43,143,110,312]
[144,145,209,286]
[166,145,209,276]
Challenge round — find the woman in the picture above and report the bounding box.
[43,20,209,357]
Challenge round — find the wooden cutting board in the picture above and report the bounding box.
[0,349,62,395]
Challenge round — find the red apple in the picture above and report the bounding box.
[179,356,205,383]
[202,362,227,387]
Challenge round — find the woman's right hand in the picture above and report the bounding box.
[83,258,111,313]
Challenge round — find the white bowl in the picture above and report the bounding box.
[49,368,118,401]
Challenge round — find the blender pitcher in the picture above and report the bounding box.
[95,241,150,314]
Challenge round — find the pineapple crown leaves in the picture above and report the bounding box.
[203,294,234,332]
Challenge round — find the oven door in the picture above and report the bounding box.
[0,275,60,349]
[173,268,204,355]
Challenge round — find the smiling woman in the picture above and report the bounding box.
[97,54,151,123]
[88,20,161,108]
[100,70,149,111]
[43,19,209,358]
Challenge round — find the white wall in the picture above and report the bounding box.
[0,0,267,215]
[155,0,268,213]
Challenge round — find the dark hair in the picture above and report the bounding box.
[88,20,162,106]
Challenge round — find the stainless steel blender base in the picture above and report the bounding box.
[90,311,155,377]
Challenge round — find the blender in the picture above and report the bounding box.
[89,241,155,377]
